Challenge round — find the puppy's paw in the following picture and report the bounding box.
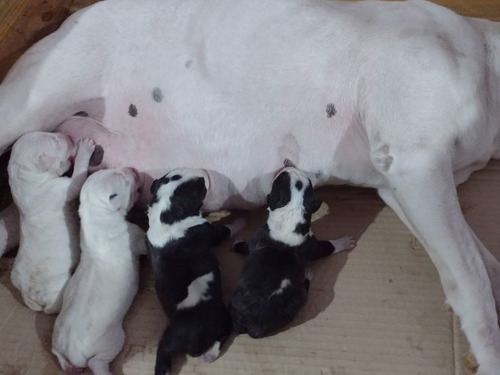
[73,138,97,172]
[329,235,357,253]
[233,240,249,255]
[305,267,313,281]
[77,137,96,154]
[198,341,221,364]
[226,217,246,237]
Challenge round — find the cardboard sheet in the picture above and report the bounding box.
[1,0,500,374]
[1,159,499,374]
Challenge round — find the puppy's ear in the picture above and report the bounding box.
[179,177,207,213]
[150,179,160,196]
[109,193,125,211]
[37,154,55,172]
[267,172,291,211]
[303,184,322,214]
[160,177,207,224]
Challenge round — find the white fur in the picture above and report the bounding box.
[176,272,214,310]
[8,132,94,314]
[0,0,500,372]
[52,168,145,375]
[198,340,221,364]
[269,278,292,298]
[267,168,312,247]
[147,215,206,248]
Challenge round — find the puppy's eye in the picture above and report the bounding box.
[109,194,118,200]
[170,175,181,181]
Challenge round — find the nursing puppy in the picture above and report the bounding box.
[8,131,95,314]
[52,167,146,375]
[229,167,356,338]
[146,168,233,375]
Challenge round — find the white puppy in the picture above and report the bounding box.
[52,167,146,375]
[8,131,95,314]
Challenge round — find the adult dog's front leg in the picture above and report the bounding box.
[377,152,500,374]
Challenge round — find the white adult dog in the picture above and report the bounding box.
[8,131,95,314]
[0,0,499,373]
[52,168,146,375]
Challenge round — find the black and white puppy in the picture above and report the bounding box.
[229,166,356,338]
[146,168,233,375]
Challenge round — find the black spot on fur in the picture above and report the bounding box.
[128,104,138,117]
[267,172,291,211]
[295,181,303,191]
[171,175,181,181]
[303,183,322,214]
[89,145,104,166]
[293,183,322,236]
[109,194,118,200]
[160,177,207,225]
[294,222,310,236]
[73,111,88,117]
[283,159,296,168]
[185,60,193,69]
[149,175,170,203]
[326,103,336,118]
[152,87,164,103]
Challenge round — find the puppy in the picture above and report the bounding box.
[229,167,356,338]
[52,168,146,375]
[146,168,233,375]
[8,131,95,314]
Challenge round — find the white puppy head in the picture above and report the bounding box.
[9,131,75,177]
[148,168,210,225]
[79,168,141,217]
[266,167,322,245]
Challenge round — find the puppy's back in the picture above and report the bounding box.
[229,246,307,338]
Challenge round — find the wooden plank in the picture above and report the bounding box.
[0,0,30,46]
[0,0,99,80]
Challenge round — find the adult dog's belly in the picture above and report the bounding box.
[50,0,385,210]
[56,95,377,211]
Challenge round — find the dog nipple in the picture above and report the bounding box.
[89,145,104,166]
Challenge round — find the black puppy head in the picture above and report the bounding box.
[148,168,210,225]
[267,167,322,214]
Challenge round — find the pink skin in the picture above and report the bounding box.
[65,367,84,375]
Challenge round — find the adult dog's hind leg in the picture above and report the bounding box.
[375,150,500,374]
[380,176,500,328]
